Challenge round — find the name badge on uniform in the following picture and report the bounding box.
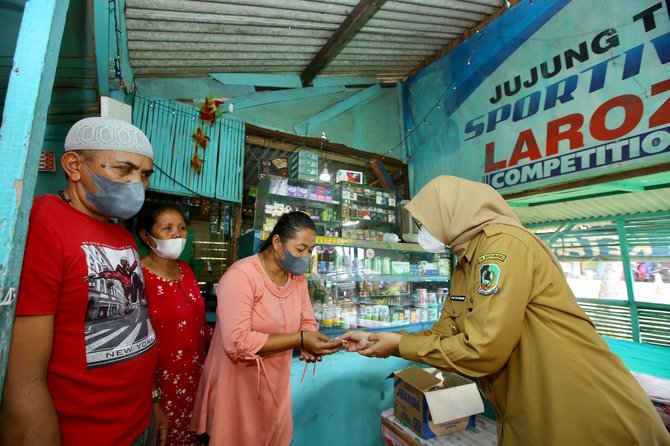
[478,264,501,295]
[450,295,466,301]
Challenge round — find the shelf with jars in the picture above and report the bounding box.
[254,174,341,237]
[307,237,451,336]
[339,182,398,241]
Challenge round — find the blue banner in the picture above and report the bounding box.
[404,0,670,194]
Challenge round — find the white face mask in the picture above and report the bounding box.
[418,226,446,253]
[149,236,187,260]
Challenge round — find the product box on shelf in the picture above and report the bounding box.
[290,149,319,162]
[259,157,288,178]
[336,169,363,184]
[391,366,484,439]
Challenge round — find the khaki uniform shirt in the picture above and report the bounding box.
[400,224,669,445]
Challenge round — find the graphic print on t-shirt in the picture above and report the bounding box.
[82,244,156,368]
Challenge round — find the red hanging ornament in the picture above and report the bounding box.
[191,126,210,150]
[198,95,223,126]
[190,151,204,174]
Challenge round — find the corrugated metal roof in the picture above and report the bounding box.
[124,0,503,82]
[512,188,670,226]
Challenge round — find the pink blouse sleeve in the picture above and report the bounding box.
[216,267,269,361]
[297,279,319,332]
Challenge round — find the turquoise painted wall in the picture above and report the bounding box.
[230,87,405,163]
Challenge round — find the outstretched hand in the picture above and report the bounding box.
[302,331,342,356]
[340,330,375,352]
[342,331,401,359]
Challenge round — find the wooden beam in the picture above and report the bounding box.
[0,0,69,398]
[245,134,370,169]
[210,73,302,89]
[369,159,396,191]
[300,0,389,86]
[293,84,381,136]
[246,124,405,170]
[312,76,379,87]
[225,86,344,112]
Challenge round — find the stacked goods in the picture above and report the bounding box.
[289,149,319,181]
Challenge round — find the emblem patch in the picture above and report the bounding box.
[450,295,466,301]
[478,264,500,295]
[477,253,506,263]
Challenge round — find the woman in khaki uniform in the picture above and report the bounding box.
[343,176,669,445]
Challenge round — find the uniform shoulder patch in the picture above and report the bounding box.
[478,264,500,295]
[477,253,506,263]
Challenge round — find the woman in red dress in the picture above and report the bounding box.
[136,204,212,446]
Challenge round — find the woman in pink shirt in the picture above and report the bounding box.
[191,211,341,445]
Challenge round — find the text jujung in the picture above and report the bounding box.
[488,29,619,105]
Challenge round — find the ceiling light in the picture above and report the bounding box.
[319,167,331,182]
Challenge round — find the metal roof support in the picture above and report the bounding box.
[293,84,381,136]
[300,0,389,86]
[225,86,345,112]
[616,219,641,342]
[544,220,575,246]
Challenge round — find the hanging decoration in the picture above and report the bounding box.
[190,151,204,174]
[192,126,210,149]
[188,94,223,174]
[198,95,224,126]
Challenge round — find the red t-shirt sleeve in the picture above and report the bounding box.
[16,202,65,315]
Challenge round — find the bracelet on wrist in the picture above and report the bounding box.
[152,388,162,404]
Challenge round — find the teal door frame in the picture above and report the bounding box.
[0,0,69,400]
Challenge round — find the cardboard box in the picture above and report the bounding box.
[392,366,484,439]
[336,169,363,184]
[259,157,288,178]
[380,408,498,446]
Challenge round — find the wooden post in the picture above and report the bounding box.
[0,0,70,399]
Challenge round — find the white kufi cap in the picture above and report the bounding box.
[64,117,153,160]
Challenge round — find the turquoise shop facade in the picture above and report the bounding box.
[1,1,669,445]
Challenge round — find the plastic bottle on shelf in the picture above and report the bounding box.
[428,292,439,321]
[438,254,451,276]
[326,248,335,274]
[348,304,358,329]
[321,304,332,329]
[340,306,350,329]
[311,249,319,274]
[334,249,342,273]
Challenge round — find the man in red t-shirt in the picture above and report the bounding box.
[0,117,167,446]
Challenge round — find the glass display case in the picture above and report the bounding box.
[308,238,451,336]
[339,183,398,241]
[254,175,341,237]
[253,174,400,240]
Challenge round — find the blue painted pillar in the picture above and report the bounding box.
[616,219,640,342]
[0,0,70,399]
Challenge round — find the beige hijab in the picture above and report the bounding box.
[405,176,561,269]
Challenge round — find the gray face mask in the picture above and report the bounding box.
[276,245,310,275]
[83,162,145,220]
